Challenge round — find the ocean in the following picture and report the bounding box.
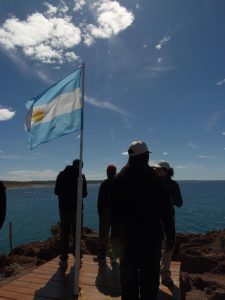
[0,181,225,254]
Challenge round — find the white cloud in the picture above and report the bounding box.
[6,169,58,180]
[207,110,225,130]
[155,36,171,50]
[175,164,190,170]
[64,51,79,62]
[59,1,69,14]
[148,64,175,73]
[0,152,51,160]
[157,57,162,63]
[45,1,69,16]
[25,44,63,64]
[36,70,54,84]
[44,3,57,16]
[84,0,134,44]
[0,1,134,64]
[0,106,16,121]
[198,155,216,159]
[73,0,86,11]
[85,95,131,117]
[122,151,128,155]
[0,154,22,159]
[217,78,225,86]
[163,152,168,155]
[188,142,199,149]
[82,32,94,46]
[222,132,225,135]
[140,61,176,79]
[0,12,81,64]
[176,163,204,170]
[0,150,52,161]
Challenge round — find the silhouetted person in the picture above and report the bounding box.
[97,164,117,261]
[111,141,175,300]
[54,159,87,271]
[155,161,183,287]
[0,181,6,229]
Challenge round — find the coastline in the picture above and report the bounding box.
[3,180,103,189]
[3,181,55,189]
[3,179,225,189]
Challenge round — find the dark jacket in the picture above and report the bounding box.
[111,162,175,245]
[0,181,6,229]
[54,166,87,213]
[162,177,183,211]
[97,178,114,213]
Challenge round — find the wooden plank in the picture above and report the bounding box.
[0,254,180,300]
[0,289,45,300]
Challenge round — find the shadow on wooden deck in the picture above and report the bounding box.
[0,255,180,300]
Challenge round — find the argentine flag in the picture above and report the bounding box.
[25,67,83,149]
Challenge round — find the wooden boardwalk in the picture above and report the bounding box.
[0,255,180,300]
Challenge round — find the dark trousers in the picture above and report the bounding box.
[98,209,111,257]
[120,243,161,300]
[59,212,76,261]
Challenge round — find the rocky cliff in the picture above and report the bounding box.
[176,230,225,300]
[1,227,225,299]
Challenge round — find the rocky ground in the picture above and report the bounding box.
[176,230,225,300]
[0,226,98,285]
[1,227,225,299]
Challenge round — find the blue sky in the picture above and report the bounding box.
[0,0,225,181]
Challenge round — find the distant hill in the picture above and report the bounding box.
[3,180,102,189]
[87,180,102,184]
[3,181,55,189]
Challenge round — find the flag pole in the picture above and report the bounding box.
[74,63,85,296]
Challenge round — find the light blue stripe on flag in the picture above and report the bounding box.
[25,67,82,149]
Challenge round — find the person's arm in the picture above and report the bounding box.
[54,174,61,195]
[82,175,88,198]
[0,182,6,229]
[172,181,183,207]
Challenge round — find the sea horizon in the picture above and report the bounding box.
[0,180,225,254]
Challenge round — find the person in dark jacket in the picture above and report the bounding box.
[0,181,6,230]
[111,141,175,300]
[155,161,183,287]
[97,164,117,261]
[54,159,87,271]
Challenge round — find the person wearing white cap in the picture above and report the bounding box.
[110,141,175,300]
[155,161,183,288]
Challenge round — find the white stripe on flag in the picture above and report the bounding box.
[30,88,80,127]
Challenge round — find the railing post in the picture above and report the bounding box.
[9,222,13,253]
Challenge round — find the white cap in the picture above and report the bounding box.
[128,141,151,157]
[154,161,171,170]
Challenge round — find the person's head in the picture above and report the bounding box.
[106,164,117,179]
[73,159,83,168]
[155,161,174,178]
[128,141,151,165]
